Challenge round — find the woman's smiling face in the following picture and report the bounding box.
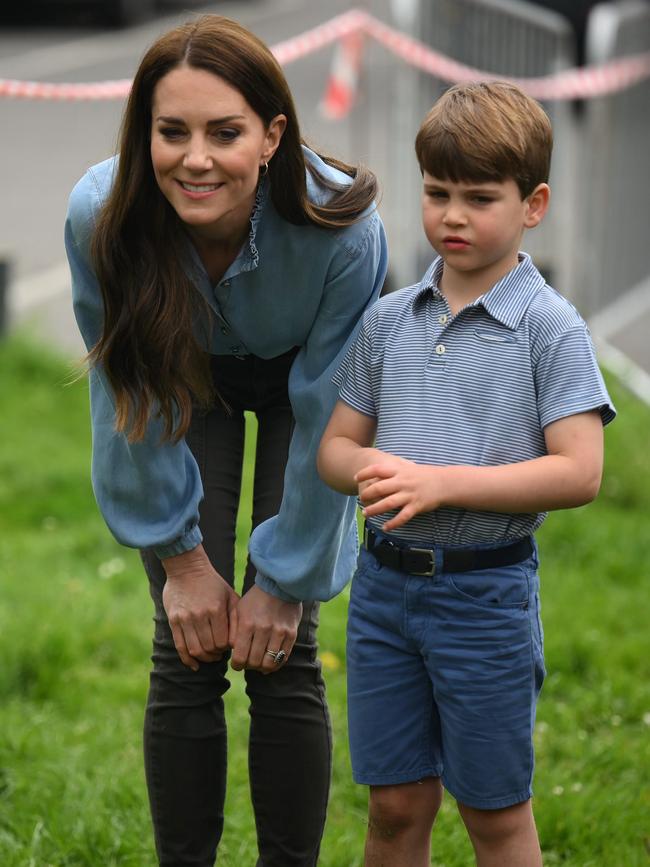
[150,64,285,243]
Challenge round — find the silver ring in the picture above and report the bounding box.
[265,648,286,665]
[265,649,279,659]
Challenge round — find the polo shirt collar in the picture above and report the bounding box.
[414,252,546,330]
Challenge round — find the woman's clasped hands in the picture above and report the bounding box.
[162,544,301,674]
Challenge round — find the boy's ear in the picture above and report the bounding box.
[524,183,550,229]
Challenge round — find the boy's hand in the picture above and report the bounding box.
[355,457,444,531]
[357,475,381,502]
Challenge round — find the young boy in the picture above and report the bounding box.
[317,81,615,867]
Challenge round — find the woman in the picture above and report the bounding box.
[65,15,387,867]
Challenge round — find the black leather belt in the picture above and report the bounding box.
[363,525,533,577]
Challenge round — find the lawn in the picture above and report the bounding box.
[0,334,648,866]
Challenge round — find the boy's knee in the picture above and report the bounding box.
[368,779,442,839]
[458,798,533,845]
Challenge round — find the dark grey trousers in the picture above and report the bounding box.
[140,350,332,867]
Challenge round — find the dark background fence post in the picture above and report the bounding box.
[0,257,10,339]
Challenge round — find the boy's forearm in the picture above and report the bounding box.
[317,437,385,495]
[360,454,602,531]
[438,454,602,513]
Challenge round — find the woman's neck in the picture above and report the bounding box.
[192,236,245,285]
[186,211,252,285]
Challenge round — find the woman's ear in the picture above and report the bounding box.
[263,113,288,162]
[524,183,550,229]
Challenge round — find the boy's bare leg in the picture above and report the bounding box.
[458,799,542,867]
[364,777,443,867]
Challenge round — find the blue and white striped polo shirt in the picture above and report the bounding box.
[336,253,616,546]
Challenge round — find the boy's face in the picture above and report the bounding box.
[421,173,548,289]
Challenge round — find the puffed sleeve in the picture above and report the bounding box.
[248,212,388,601]
[65,169,204,559]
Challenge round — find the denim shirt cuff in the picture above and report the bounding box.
[255,570,303,603]
[153,524,203,560]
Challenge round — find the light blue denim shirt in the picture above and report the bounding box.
[65,147,388,602]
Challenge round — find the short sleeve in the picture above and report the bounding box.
[335,312,378,418]
[535,325,616,429]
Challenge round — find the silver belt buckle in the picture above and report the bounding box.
[409,547,436,576]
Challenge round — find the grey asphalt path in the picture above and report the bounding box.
[589,277,650,401]
[15,288,84,356]
[608,312,650,373]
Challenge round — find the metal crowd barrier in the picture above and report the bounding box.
[420,0,576,77]
[384,0,650,324]
[577,1,650,316]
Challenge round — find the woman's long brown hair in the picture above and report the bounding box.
[89,15,379,443]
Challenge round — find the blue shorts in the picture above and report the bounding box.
[346,536,546,810]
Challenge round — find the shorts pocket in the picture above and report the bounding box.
[349,550,380,612]
[356,545,383,575]
[530,590,546,693]
[446,561,531,609]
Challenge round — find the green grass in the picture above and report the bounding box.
[0,334,648,866]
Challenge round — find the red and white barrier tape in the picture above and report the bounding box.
[0,78,133,100]
[271,8,365,65]
[0,9,365,101]
[319,29,365,119]
[1,8,649,102]
[361,13,650,100]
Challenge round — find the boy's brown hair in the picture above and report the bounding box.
[415,81,553,198]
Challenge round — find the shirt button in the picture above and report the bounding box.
[222,280,231,287]
[435,344,446,355]
[230,346,242,354]
[438,314,448,324]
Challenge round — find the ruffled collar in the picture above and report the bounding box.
[243,175,269,271]
[184,176,269,282]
